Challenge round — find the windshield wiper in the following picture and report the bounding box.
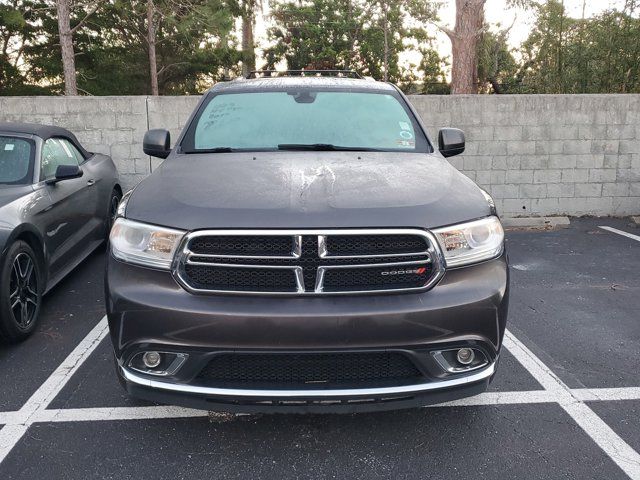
[183,147,235,153]
[277,143,381,152]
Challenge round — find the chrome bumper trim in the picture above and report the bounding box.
[121,361,495,398]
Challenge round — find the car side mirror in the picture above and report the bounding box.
[438,128,465,158]
[143,129,171,159]
[46,164,83,185]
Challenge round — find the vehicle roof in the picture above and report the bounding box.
[209,76,397,94]
[0,122,90,157]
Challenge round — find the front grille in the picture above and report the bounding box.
[175,229,443,295]
[184,264,297,292]
[322,263,432,292]
[326,234,428,256]
[197,352,423,388]
[190,235,296,257]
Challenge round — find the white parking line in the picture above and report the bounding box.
[504,330,640,480]
[573,387,640,402]
[599,226,640,242]
[38,406,209,423]
[2,387,638,426]
[0,317,108,464]
[1,321,640,478]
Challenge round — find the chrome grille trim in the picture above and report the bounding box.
[173,229,445,296]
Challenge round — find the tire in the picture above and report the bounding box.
[0,241,43,343]
[106,188,122,239]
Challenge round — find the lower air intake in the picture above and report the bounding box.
[197,352,423,388]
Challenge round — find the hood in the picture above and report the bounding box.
[126,152,491,230]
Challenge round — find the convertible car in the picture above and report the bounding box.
[0,123,121,342]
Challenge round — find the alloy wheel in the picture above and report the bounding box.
[9,252,39,329]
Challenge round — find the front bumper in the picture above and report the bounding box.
[106,253,509,413]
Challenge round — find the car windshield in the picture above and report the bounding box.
[0,136,34,185]
[182,89,431,153]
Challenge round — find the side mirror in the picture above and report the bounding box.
[143,129,171,159]
[438,128,465,158]
[46,164,83,185]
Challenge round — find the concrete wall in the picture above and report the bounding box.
[0,94,638,217]
[412,95,640,217]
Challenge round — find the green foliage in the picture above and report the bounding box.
[517,0,640,93]
[2,0,238,95]
[2,0,640,95]
[265,0,438,85]
[477,28,520,93]
[78,0,238,95]
[0,0,53,94]
[265,0,365,71]
[417,47,449,93]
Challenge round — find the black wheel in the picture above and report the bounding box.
[0,241,42,343]
[106,189,122,238]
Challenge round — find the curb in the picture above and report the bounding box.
[502,216,571,229]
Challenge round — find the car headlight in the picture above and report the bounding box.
[110,218,185,269]
[116,189,133,218]
[432,216,504,268]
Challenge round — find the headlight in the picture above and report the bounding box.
[110,218,185,269]
[432,216,504,268]
[116,189,133,218]
[479,189,497,215]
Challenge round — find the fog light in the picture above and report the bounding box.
[456,348,475,365]
[142,351,162,368]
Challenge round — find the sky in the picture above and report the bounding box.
[254,0,629,73]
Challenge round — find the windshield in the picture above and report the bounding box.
[0,136,34,185]
[182,89,431,153]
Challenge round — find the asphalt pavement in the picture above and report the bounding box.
[0,218,638,480]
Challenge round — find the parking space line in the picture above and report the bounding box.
[0,317,108,464]
[30,391,556,423]
[39,406,209,423]
[1,318,639,475]
[0,411,23,425]
[435,390,554,407]
[599,226,640,243]
[573,388,640,402]
[3,387,638,427]
[504,330,640,479]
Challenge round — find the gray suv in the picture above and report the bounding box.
[106,72,508,413]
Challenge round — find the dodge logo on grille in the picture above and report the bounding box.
[381,267,427,276]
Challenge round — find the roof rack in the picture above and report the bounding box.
[246,70,363,79]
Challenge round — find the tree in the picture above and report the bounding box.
[418,47,449,93]
[440,0,485,94]
[54,0,100,95]
[147,0,159,95]
[359,0,409,81]
[64,0,238,95]
[477,27,520,93]
[240,0,259,76]
[266,0,365,71]
[0,0,47,94]
[517,0,640,93]
[265,0,437,84]
[438,0,532,94]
